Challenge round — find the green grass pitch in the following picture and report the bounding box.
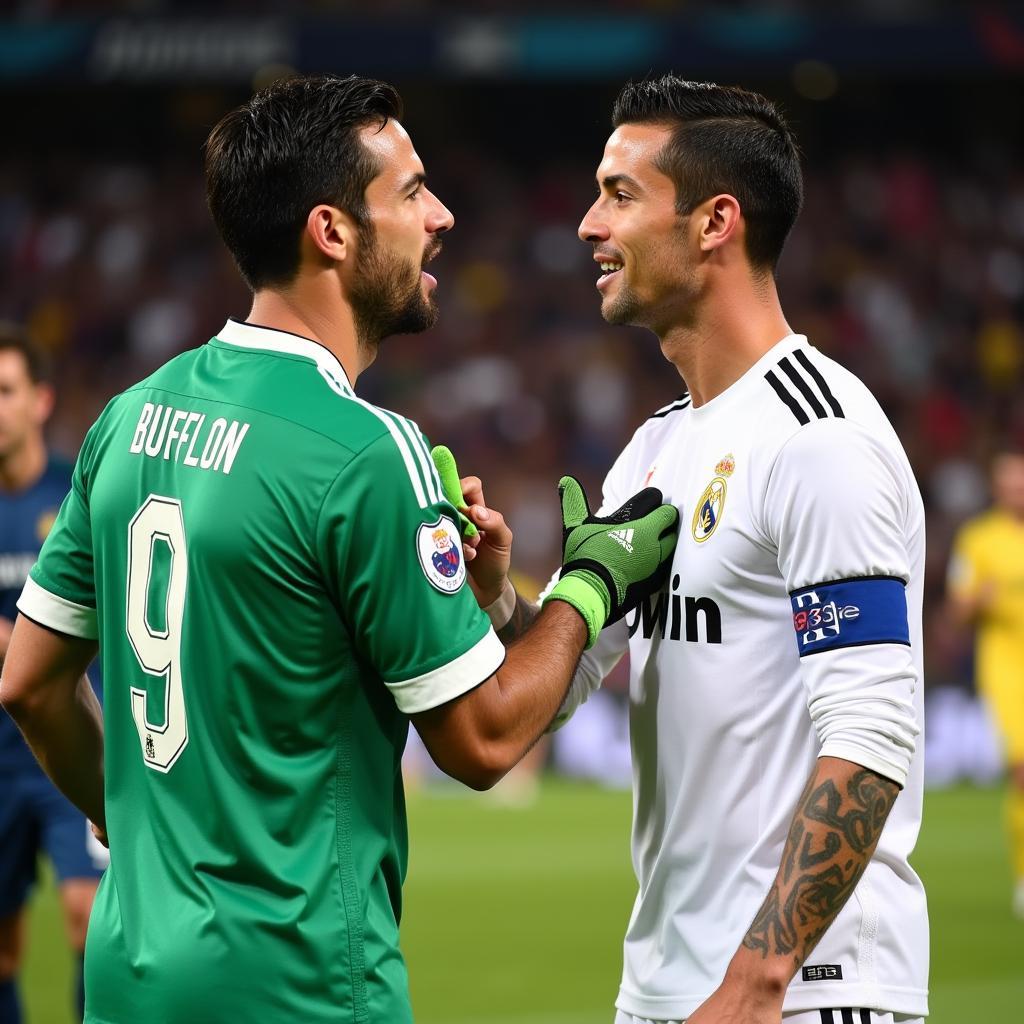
[22,781,1024,1023]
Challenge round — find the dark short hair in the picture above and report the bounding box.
[205,74,403,291]
[612,75,803,270]
[0,323,48,383]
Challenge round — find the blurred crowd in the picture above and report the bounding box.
[2,132,1023,709]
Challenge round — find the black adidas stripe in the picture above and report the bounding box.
[818,1008,871,1024]
[811,1007,868,1024]
[765,369,809,425]
[650,394,691,419]
[793,348,845,418]
[779,355,827,419]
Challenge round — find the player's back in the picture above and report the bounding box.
[31,323,426,1023]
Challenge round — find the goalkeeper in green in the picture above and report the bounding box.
[0,74,677,1024]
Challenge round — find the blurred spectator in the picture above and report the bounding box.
[947,448,1024,917]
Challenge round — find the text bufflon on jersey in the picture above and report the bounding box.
[129,402,251,476]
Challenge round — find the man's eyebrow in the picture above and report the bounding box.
[398,172,427,194]
[599,173,643,193]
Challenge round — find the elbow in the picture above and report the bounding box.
[458,769,504,793]
[0,671,31,723]
[436,738,519,792]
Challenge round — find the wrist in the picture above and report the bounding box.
[723,946,791,1004]
[482,580,517,629]
[542,570,609,649]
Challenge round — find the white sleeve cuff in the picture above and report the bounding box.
[386,627,505,714]
[17,576,99,640]
[818,740,910,789]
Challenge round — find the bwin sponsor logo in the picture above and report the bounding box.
[625,574,722,643]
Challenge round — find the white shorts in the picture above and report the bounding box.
[615,1011,924,1024]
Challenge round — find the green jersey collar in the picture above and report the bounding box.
[214,319,354,396]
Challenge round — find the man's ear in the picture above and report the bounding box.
[696,193,742,255]
[305,204,357,265]
[33,382,55,428]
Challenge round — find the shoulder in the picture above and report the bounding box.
[756,342,908,466]
[761,342,894,433]
[769,416,905,491]
[320,403,441,515]
[757,343,855,436]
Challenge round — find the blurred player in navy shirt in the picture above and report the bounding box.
[0,326,105,1023]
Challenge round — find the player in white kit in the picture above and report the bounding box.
[455,76,928,1024]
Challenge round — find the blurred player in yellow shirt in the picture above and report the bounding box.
[948,447,1024,917]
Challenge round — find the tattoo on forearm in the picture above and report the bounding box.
[742,768,899,966]
[497,595,540,645]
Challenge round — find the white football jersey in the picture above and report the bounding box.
[555,334,928,1020]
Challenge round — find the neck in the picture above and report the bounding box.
[247,276,365,386]
[0,433,47,492]
[658,272,792,408]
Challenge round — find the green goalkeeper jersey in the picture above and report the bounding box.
[18,319,504,1024]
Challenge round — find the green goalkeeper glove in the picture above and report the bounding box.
[430,445,478,538]
[543,476,679,649]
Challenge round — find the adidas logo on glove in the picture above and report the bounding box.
[609,529,635,553]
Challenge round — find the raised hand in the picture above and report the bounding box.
[431,445,512,607]
[542,476,679,648]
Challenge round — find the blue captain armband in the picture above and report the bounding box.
[790,575,909,657]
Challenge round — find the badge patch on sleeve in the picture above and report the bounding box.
[416,516,466,594]
[790,576,909,656]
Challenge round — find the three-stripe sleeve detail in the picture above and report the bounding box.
[322,378,446,511]
[794,348,845,418]
[819,1011,835,1024]
[764,349,845,425]
[765,369,810,424]
[395,414,441,505]
[344,397,430,508]
[421,428,447,502]
[859,1011,871,1024]
[779,356,827,418]
[841,1010,856,1024]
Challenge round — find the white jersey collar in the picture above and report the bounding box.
[689,333,807,418]
[214,318,354,395]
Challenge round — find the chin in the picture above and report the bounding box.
[602,298,639,327]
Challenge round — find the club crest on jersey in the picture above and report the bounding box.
[416,516,466,594]
[714,453,736,478]
[692,477,727,542]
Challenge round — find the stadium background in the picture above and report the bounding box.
[3,2,1024,1021]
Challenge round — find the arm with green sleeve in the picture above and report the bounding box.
[418,472,677,787]
[432,444,635,730]
[356,442,675,790]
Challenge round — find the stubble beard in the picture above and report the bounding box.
[350,228,439,351]
[601,280,643,326]
[601,256,699,334]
